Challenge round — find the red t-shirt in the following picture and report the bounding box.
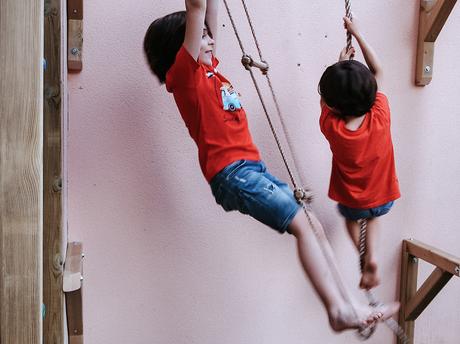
[320,92,400,208]
[165,46,260,182]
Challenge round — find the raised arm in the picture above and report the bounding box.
[343,16,384,90]
[183,0,206,60]
[205,0,219,54]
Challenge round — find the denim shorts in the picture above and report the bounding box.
[337,201,394,221]
[210,160,301,233]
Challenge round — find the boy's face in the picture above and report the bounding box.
[198,27,214,66]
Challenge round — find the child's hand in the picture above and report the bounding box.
[343,16,360,37]
[339,46,355,61]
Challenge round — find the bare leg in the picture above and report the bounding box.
[345,218,380,289]
[288,210,397,331]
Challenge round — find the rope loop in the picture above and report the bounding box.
[294,187,314,204]
[241,54,269,74]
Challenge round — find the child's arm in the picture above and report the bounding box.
[205,0,219,54]
[343,16,384,90]
[183,0,206,60]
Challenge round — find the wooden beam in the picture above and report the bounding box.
[44,0,65,342]
[405,267,453,321]
[68,0,83,71]
[416,0,457,86]
[398,241,418,344]
[64,242,84,344]
[0,0,44,342]
[405,239,460,276]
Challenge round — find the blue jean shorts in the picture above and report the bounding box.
[210,160,301,233]
[337,201,394,221]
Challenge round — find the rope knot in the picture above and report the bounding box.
[293,187,314,204]
[241,54,269,74]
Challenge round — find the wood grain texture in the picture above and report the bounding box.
[44,0,65,342]
[0,0,44,343]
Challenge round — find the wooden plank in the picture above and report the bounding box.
[416,0,458,85]
[422,0,457,42]
[398,241,418,344]
[0,0,44,343]
[68,19,83,71]
[64,242,84,344]
[405,267,453,321]
[44,0,65,342]
[66,290,84,344]
[406,239,460,276]
[68,0,83,20]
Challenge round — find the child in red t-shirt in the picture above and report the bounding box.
[144,0,399,331]
[319,16,400,290]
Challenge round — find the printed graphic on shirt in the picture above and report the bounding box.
[220,82,242,112]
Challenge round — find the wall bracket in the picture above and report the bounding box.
[415,0,457,86]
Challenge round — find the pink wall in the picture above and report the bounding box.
[68,1,460,343]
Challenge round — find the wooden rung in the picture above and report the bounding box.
[405,267,453,321]
[405,239,460,276]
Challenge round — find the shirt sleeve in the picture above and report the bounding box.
[165,46,200,92]
[319,103,331,137]
[372,92,391,123]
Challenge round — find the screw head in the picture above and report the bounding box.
[455,266,460,275]
[71,48,80,56]
[424,65,431,73]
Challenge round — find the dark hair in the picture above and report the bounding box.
[318,60,377,118]
[143,11,213,84]
[143,11,187,84]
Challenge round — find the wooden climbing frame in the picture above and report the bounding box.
[398,239,460,344]
[415,0,457,86]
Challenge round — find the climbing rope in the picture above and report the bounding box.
[223,0,360,331]
[358,219,409,343]
[345,0,353,56]
[223,1,409,342]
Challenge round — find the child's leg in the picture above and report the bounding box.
[345,218,380,290]
[288,211,398,331]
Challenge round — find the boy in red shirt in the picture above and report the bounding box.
[319,16,400,290]
[144,0,399,331]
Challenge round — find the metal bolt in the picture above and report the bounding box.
[424,65,431,73]
[74,329,78,334]
[81,252,85,259]
[411,257,418,263]
[71,48,80,56]
[73,9,77,13]
[455,266,460,275]
[80,275,84,281]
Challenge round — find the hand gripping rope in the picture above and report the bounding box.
[347,0,408,340]
[223,1,409,342]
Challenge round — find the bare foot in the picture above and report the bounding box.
[369,301,400,323]
[360,260,380,290]
[328,301,400,332]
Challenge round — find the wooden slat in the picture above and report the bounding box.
[405,239,460,276]
[64,242,84,344]
[405,267,453,321]
[398,241,418,344]
[68,20,83,71]
[0,0,44,343]
[44,0,65,342]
